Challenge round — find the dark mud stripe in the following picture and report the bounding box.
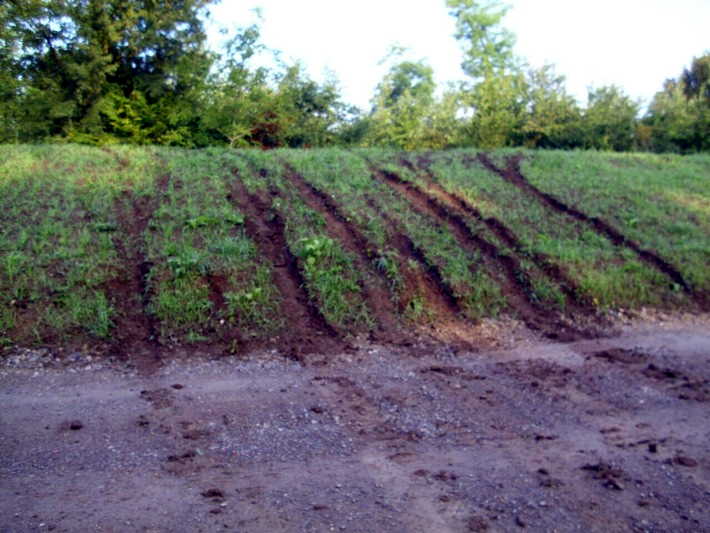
[479,154,692,293]
[363,193,462,317]
[228,174,339,342]
[111,187,163,366]
[405,157,594,311]
[373,167,586,341]
[280,163,401,338]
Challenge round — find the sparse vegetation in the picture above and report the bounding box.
[0,144,707,354]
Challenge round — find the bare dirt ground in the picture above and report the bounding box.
[1,316,709,532]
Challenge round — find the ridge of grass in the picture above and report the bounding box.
[0,144,707,352]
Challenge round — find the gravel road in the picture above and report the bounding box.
[1,320,709,532]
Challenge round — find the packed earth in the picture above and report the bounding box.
[1,311,709,532]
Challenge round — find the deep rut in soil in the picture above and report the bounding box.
[110,188,163,368]
[280,163,402,340]
[478,154,694,296]
[373,167,585,342]
[405,157,595,313]
[364,193,461,317]
[227,173,341,357]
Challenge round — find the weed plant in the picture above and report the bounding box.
[148,148,281,342]
[0,145,160,343]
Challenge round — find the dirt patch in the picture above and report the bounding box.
[409,156,596,315]
[591,348,650,365]
[3,322,709,532]
[228,173,342,359]
[109,187,163,371]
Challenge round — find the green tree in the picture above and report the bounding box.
[365,59,442,149]
[276,65,349,148]
[681,53,710,100]
[2,0,216,145]
[582,86,639,151]
[447,0,527,148]
[446,0,517,78]
[519,65,582,149]
[644,53,710,153]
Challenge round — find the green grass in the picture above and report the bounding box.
[148,148,281,341]
[0,144,706,350]
[223,149,373,331]
[519,150,710,294]
[421,149,686,309]
[0,145,160,342]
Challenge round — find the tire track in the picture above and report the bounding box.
[363,193,462,318]
[373,166,585,341]
[110,186,163,371]
[478,154,692,294]
[227,173,341,357]
[405,157,594,312]
[280,163,402,340]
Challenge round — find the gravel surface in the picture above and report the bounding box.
[1,319,709,532]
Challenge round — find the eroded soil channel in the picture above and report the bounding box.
[281,164,402,341]
[372,166,585,341]
[227,172,341,358]
[408,157,594,313]
[2,320,709,532]
[110,186,164,369]
[478,154,693,296]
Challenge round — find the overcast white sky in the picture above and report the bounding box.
[206,0,710,111]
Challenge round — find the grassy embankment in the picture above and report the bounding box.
[0,145,707,353]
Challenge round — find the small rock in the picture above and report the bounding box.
[674,456,698,468]
[201,488,224,499]
[69,421,83,431]
[467,515,489,531]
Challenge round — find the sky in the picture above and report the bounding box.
[206,0,710,111]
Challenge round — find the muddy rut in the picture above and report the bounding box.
[227,173,341,357]
[364,193,462,320]
[478,154,693,295]
[280,164,402,341]
[406,157,595,313]
[372,166,584,341]
[110,186,163,369]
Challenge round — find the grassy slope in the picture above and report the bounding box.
[0,145,707,350]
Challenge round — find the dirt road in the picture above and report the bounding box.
[1,320,709,532]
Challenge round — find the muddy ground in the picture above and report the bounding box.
[1,316,709,532]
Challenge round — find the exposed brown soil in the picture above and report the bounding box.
[478,154,694,296]
[364,194,461,317]
[373,167,587,342]
[2,319,709,532]
[361,193,481,350]
[407,157,595,313]
[205,273,228,317]
[280,164,402,341]
[109,188,163,371]
[227,174,342,359]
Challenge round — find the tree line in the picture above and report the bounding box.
[1,0,708,152]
